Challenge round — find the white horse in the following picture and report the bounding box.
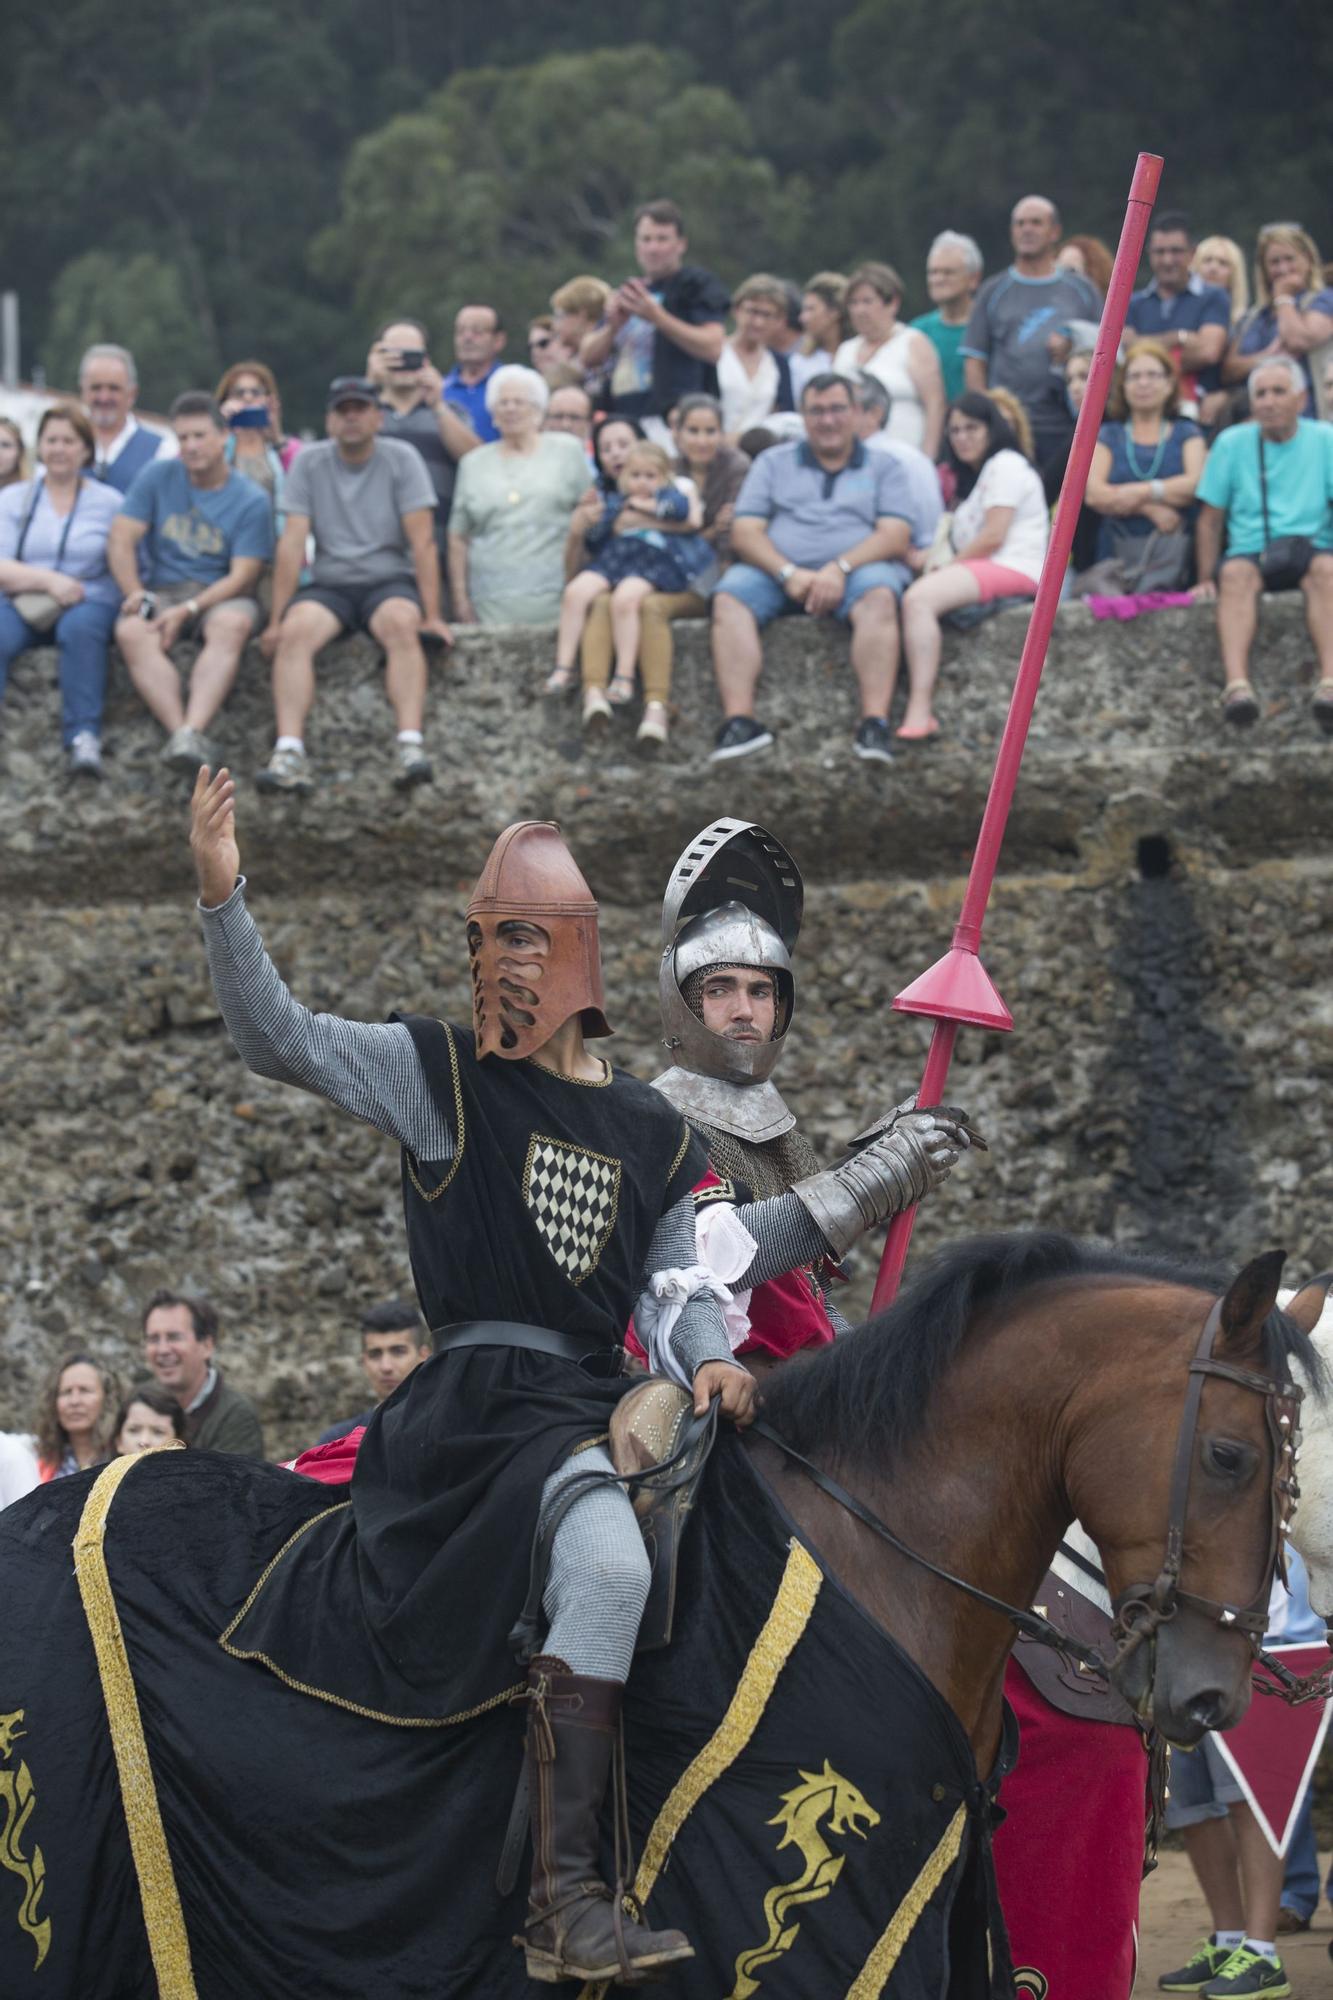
[1285,1296,1333,1619]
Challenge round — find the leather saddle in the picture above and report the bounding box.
[609,1378,716,1652]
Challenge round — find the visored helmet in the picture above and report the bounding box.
[659,820,803,1085]
[466,821,612,1060]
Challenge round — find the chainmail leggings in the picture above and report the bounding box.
[538,1446,650,1683]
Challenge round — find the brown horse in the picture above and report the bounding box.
[756,1231,1327,1772]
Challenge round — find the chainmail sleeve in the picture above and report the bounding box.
[731,1192,833,1287]
[198,878,454,1159]
[644,1193,741,1380]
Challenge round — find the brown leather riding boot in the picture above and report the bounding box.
[517,1655,694,1986]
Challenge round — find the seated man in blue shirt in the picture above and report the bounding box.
[709,373,924,765]
[1125,211,1231,417]
[1192,355,1333,729]
[109,392,273,771]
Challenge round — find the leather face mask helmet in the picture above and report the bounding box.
[465,821,612,1060]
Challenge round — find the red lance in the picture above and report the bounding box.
[871,152,1164,1315]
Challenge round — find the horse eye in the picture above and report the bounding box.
[1203,1439,1247,1479]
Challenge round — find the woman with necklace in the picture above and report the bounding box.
[1084,339,1204,566]
[446,365,593,626]
[0,402,123,777]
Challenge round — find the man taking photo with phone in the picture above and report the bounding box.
[366,318,481,580]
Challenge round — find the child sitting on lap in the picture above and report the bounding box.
[548,442,706,734]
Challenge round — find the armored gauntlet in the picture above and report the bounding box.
[791,1109,973,1259]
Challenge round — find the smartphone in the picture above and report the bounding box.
[392,349,426,372]
[229,406,268,429]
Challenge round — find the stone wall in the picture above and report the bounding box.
[4,597,1332,1456]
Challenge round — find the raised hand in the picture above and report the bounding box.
[190,766,241,909]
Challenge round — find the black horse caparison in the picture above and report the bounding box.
[756,1231,1325,1767]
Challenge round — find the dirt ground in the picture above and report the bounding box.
[1138,1849,1332,1994]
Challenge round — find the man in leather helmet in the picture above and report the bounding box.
[189,770,759,1987]
[652,818,978,1365]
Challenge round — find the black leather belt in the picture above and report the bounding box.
[432,1320,624,1373]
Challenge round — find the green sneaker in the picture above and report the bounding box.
[1201,1945,1291,1997]
[1158,1937,1232,1992]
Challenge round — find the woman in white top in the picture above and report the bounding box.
[898,392,1049,738]
[834,261,945,457]
[717,274,793,440]
[792,271,849,402]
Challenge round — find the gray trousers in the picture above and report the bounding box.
[538,1446,649,1683]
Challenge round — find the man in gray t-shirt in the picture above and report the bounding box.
[257,376,453,796]
[962,194,1101,496]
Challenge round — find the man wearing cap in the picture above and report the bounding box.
[651,819,978,1368]
[256,376,453,794]
[190,778,834,1985]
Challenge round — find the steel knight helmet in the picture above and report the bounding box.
[466,822,612,1060]
[659,820,803,1092]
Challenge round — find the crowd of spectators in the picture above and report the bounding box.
[2,195,1332,776]
[0,1290,429,1500]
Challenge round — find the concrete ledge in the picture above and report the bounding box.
[2,595,1330,903]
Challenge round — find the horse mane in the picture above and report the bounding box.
[759,1229,1322,1471]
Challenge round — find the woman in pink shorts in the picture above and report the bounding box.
[897,391,1049,737]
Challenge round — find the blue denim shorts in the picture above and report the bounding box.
[714,559,909,628]
[1163,1734,1244,1828]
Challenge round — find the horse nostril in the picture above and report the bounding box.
[1186,1690,1228,1730]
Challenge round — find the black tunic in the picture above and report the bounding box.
[221,1017,706,1720]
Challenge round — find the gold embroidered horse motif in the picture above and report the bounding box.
[727,1760,880,1998]
[0,1709,52,1970]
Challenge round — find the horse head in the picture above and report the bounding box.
[1075,1251,1329,1746]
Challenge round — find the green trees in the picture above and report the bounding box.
[312,48,811,363]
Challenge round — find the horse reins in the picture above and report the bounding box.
[755,1293,1305,1690]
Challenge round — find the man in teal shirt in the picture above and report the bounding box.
[911,230,983,405]
[1194,355,1333,727]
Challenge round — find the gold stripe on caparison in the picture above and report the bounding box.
[73,1451,199,2000]
[576,1536,823,2000]
[844,1803,967,1997]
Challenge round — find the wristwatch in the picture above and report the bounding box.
[186,598,201,619]
[835,556,853,576]
[777,562,796,584]
[1149,480,1166,503]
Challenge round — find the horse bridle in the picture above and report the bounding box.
[756,1292,1305,1690]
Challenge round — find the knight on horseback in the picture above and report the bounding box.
[188,773,797,1987]
[650,817,978,1369]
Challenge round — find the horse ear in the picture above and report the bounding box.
[1284,1272,1333,1337]
[1217,1249,1287,1354]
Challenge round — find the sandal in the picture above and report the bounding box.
[895,717,940,741]
[606,675,636,707]
[542,666,576,698]
[1313,681,1333,735]
[1222,681,1259,727]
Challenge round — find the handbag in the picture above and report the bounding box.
[1073,524,1191,597]
[8,478,82,632]
[1257,429,1316,589]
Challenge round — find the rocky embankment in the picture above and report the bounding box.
[3,597,1330,1455]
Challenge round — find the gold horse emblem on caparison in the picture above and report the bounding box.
[0,1709,52,1971]
[727,1760,881,1999]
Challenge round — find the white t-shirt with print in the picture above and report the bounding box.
[951,448,1049,581]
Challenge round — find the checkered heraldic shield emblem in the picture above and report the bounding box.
[522,1134,622,1284]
